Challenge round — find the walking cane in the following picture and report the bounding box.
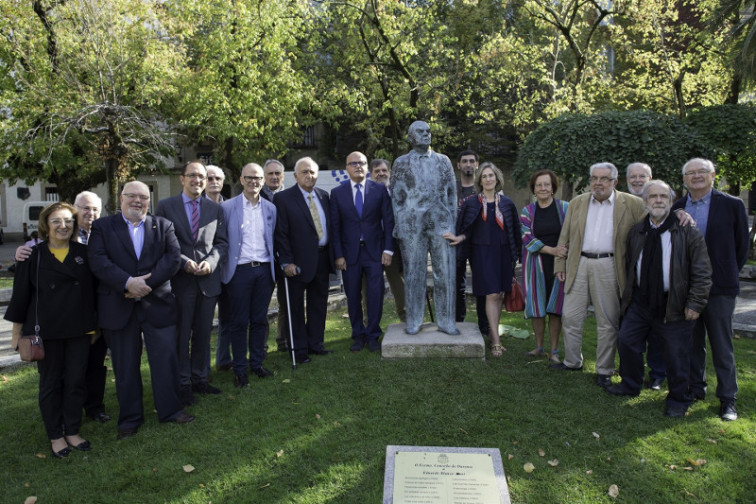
[284,273,298,370]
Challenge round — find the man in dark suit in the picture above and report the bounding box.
[274,157,333,364]
[672,158,749,421]
[88,181,193,440]
[220,162,278,388]
[331,151,395,352]
[156,161,228,405]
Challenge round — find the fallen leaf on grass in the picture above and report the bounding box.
[706,438,717,444]
[669,465,677,470]
[538,449,545,457]
[547,459,559,467]
[24,483,30,488]
[276,450,284,458]
[459,427,468,434]
[608,485,619,498]
[2,375,8,383]
[592,432,600,439]
[684,488,697,497]
[523,462,535,473]
[24,497,37,504]
[512,441,519,445]
[315,413,321,419]
[586,470,593,475]
[508,454,514,460]
[282,379,291,384]
[153,468,158,473]
[341,313,349,318]
[227,395,235,400]
[183,465,195,473]
[35,453,46,459]
[260,483,270,489]
[199,484,205,488]
[686,458,707,467]
[682,467,694,471]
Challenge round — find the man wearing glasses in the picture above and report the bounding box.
[205,165,226,204]
[88,181,191,440]
[330,151,394,352]
[552,163,646,389]
[219,163,277,387]
[156,161,228,405]
[672,158,749,421]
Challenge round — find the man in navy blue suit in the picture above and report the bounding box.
[274,157,334,364]
[331,151,395,352]
[672,158,749,421]
[88,181,194,440]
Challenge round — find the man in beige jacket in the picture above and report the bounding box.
[552,162,646,388]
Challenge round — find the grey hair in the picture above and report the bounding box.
[206,165,226,180]
[294,156,319,173]
[626,162,652,178]
[682,158,715,176]
[589,162,618,180]
[74,191,102,207]
[263,159,284,172]
[641,180,675,201]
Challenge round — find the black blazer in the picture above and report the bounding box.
[87,214,181,330]
[5,242,97,340]
[274,185,334,283]
[456,194,522,265]
[155,194,228,298]
[672,189,749,296]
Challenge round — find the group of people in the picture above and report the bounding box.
[6,124,748,459]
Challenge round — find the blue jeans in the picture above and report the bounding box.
[222,263,274,375]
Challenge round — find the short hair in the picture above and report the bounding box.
[528,169,559,194]
[294,156,318,173]
[626,162,652,178]
[38,201,78,241]
[206,165,225,180]
[589,162,618,180]
[641,180,676,201]
[263,159,284,172]
[74,191,102,208]
[682,158,715,176]
[458,150,479,162]
[121,180,150,195]
[370,159,390,172]
[474,162,505,193]
[241,162,263,174]
[182,160,206,176]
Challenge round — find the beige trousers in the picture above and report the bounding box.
[561,256,620,376]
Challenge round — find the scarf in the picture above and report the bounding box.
[638,214,675,311]
[479,193,503,230]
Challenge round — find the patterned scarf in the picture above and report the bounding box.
[479,193,503,230]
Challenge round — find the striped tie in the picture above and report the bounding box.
[190,200,200,242]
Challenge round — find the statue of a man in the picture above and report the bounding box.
[391,121,459,335]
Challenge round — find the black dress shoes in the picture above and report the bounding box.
[171,412,196,424]
[117,427,139,440]
[297,356,312,365]
[549,362,583,371]
[51,445,72,458]
[234,373,249,388]
[368,339,382,352]
[309,347,333,355]
[665,407,687,418]
[605,384,639,397]
[350,338,366,352]
[596,374,612,388]
[192,382,222,394]
[90,412,111,423]
[68,439,92,451]
[179,385,196,406]
[646,378,665,391]
[251,367,274,378]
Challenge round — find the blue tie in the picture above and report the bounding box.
[355,183,363,218]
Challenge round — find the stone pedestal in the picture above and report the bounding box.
[381,322,485,360]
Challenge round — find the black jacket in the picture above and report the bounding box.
[621,217,712,322]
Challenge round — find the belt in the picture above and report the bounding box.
[359,240,366,247]
[581,252,614,259]
[241,261,269,267]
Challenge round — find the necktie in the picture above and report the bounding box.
[355,183,363,218]
[190,200,200,242]
[309,194,324,241]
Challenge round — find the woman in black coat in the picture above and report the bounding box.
[6,202,97,458]
[445,162,522,357]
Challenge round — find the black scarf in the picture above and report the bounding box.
[639,214,675,310]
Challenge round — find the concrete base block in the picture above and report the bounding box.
[381,322,485,360]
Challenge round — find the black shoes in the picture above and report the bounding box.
[117,427,139,440]
[549,362,583,371]
[67,439,92,451]
[90,412,111,423]
[51,445,72,459]
[596,374,612,388]
[720,400,738,421]
[179,385,196,406]
[297,356,312,365]
[171,411,196,424]
[605,384,639,397]
[234,373,249,388]
[192,382,222,395]
[350,338,366,353]
[368,339,382,352]
[665,407,687,418]
[251,367,274,378]
[646,378,665,391]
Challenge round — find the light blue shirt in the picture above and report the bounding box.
[299,186,328,246]
[122,214,146,292]
[684,189,712,238]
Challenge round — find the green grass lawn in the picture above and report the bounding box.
[2,302,755,503]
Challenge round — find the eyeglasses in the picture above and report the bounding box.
[49,219,74,226]
[684,169,712,177]
[590,176,614,184]
[347,161,367,167]
[122,193,149,201]
[183,173,207,180]
[207,176,223,182]
[76,205,100,213]
[242,176,263,183]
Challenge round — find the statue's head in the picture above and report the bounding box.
[408,121,431,149]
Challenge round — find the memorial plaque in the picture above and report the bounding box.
[383,445,511,504]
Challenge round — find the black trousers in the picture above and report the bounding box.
[83,334,108,417]
[38,335,90,439]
